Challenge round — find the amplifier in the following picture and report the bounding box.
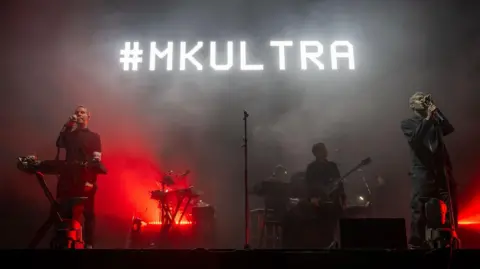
[192,206,215,223]
[339,218,407,249]
[192,206,215,248]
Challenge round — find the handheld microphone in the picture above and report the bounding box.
[69,115,78,123]
[64,115,77,128]
[433,110,445,122]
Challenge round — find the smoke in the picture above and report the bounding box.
[1,0,480,248]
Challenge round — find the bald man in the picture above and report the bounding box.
[401,92,457,249]
[56,105,102,249]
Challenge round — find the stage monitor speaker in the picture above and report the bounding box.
[339,218,407,249]
[192,206,216,248]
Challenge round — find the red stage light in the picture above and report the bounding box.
[458,191,480,231]
[147,204,192,226]
[147,221,191,226]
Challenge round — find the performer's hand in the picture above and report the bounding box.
[84,182,94,192]
[92,151,102,162]
[422,94,433,105]
[25,155,38,161]
[65,115,77,127]
[426,104,437,120]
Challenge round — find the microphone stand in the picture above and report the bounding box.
[422,102,459,249]
[242,110,250,249]
[444,168,460,248]
[434,108,459,247]
[359,171,372,202]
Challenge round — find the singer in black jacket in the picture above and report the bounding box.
[401,92,457,248]
[56,105,102,249]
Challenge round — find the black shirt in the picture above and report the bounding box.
[56,128,102,197]
[400,111,454,191]
[305,160,345,202]
[57,128,102,163]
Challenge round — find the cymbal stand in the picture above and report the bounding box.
[360,172,372,205]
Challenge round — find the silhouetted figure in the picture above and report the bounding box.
[56,105,103,249]
[401,92,457,248]
[283,143,346,248]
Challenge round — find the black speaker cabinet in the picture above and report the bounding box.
[192,206,216,248]
[339,218,407,249]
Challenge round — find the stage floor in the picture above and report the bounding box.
[1,249,478,269]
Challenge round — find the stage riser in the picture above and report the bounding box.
[128,224,215,249]
[0,249,474,269]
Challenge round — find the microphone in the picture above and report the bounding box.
[64,115,77,128]
[424,95,445,122]
[433,110,445,122]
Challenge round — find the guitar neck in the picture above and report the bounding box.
[339,164,364,182]
[325,158,371,197]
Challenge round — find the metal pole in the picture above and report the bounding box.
[243,110,250,249]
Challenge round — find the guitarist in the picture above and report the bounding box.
[305,143,346,209]
[298,143,346,247]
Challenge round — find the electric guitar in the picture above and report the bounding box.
[316,157,372,202]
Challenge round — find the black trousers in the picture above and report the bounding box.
[83,192,96,246]
[409,184,458,246]
[56,181,97,247]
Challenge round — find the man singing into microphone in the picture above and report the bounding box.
[401,92,457,249]
[56,105,102,249]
